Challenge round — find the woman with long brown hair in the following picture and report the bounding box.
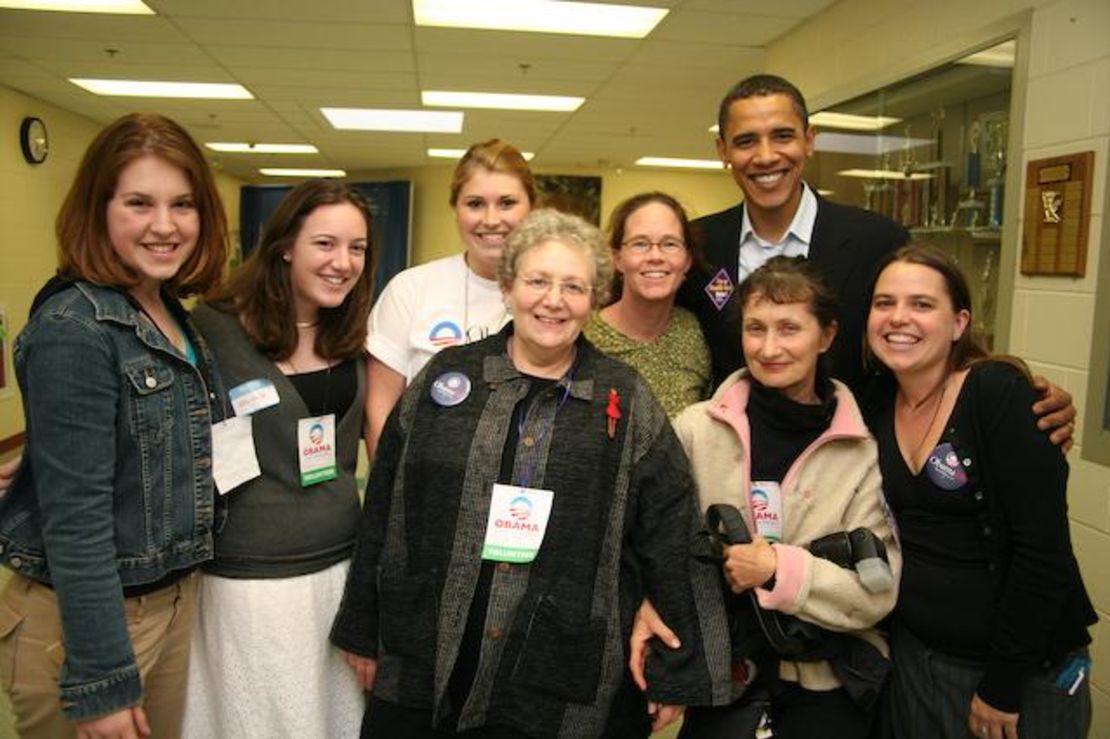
[866,244,1094,739]
[185,179,375,738]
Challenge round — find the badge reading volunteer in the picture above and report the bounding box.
[481,483,555,563]
[431,371,471,407]
[924,442,968,491]
[297,414,338,487]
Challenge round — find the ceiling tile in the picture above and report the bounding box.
[173,18,411,51]
[652,10,798,45]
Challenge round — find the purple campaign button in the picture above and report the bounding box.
[705,268,735,311]
[925,442,968,491]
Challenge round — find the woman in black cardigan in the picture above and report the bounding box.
[865,244,1095,739]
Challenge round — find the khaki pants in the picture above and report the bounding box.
[0,572,197,739]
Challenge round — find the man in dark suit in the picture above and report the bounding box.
[680,74,907,391]
[676,72,1076,439]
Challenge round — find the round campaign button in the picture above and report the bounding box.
[924,442,968,491]
[430,371,471,407]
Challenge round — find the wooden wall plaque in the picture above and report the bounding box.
[1021,151,1094,276]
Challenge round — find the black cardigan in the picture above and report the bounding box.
[868,361,1095,712]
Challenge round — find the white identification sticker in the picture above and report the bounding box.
[211,415,261,494]
[481,483,555,563]
[228,378,280,416]
[297,414,338,487]
[750,481,784,543]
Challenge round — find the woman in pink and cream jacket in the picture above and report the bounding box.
[671,256,901,739]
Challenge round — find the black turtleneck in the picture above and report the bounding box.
[746,371,837,482]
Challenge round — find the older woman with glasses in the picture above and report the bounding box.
[331,208,727,738]
[584,192,711,416]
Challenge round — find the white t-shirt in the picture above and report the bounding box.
[367,253,510,382]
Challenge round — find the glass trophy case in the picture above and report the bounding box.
[806,40,1015,349]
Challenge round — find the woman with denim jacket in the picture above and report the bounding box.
[0,113,228,739]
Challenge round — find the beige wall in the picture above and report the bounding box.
[0,84,244,444]
[0,85,102,443]
[354,163,740,266]
[768,0,1110,733]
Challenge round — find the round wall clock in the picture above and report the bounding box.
[20,116,49,164]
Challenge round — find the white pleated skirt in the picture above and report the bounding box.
[183,560,365,739]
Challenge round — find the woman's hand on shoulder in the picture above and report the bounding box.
[342,650,378,691]
[76,706,149,739]
[968,693,1018,739]
[722,536,777,593]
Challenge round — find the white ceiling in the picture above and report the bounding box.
[0,0,839,181]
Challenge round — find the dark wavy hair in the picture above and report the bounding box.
[206,179,376,361]
[56,113,227,297]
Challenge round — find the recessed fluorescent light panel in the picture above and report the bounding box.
[635,157,722,170]
[428,148,534,161]
[422,91,583,112]
[0,0,152,12]
[206,143,318,154]
[70,78,252,99]
[810,112,901,131]
[412,0,667,38]
[837,168,934,181]
[260,168,346,178]
[321,107,463,133]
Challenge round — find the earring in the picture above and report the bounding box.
[282,253,291,263]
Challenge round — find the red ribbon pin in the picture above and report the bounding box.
[606,387,622,439]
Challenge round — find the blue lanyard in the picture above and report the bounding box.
[515,375,574,488]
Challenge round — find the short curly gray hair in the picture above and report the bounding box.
[498,208,613,306]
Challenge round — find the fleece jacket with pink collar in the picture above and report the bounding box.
[673,369,902,691]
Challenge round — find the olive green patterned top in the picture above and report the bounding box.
[583,306,712,417]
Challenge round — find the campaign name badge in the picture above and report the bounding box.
[750,481,783,542]
[211,415,261,494]
[705,268,735,311]
[925,442,968,491]
[228,378,280,416]
[297,413,337,487]
[431,371,471,407]
[481,483,555,563]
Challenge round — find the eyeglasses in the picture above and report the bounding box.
[621,237,686,254]
[516,276,593,299]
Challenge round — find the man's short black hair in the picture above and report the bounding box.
[717,74,810,139]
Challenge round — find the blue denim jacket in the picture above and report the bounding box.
[0,281,227,720]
